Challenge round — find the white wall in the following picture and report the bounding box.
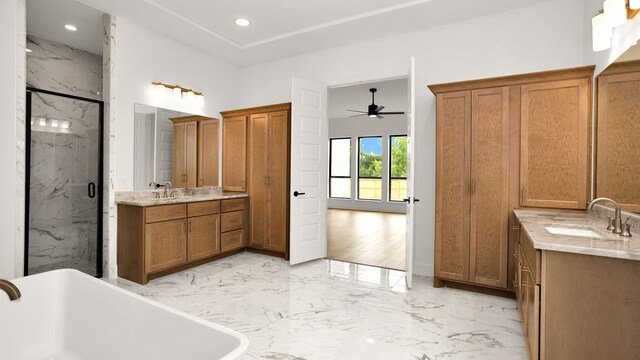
[239,0,587,276]
[114,18,242,191]
[328,116,407,213]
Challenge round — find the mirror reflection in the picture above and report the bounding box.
[133,103,220,190]
[595,41,640,213]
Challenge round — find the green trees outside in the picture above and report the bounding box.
[390,136,407,178]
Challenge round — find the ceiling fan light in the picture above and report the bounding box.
[603,0,627,28]
[368,114,377,118]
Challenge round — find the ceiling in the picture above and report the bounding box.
[65,0,550,66]
[27,0,104,55]
[328,78,408,120]
[25,0,551,65]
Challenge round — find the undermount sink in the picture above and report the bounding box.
[545,224,605,238]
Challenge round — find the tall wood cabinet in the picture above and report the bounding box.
[171,116,219,188]
[596,60,640,213]
[221,116,247,192]
[221,103,291,256]
[429,66,594,292]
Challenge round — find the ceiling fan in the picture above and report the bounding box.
[347,88,405,119]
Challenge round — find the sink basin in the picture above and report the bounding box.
[0,269,248,360]
[545,225,605,238]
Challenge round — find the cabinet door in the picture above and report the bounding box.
[520,78,590,209]
[435,91,471,282]
[185,121,198,188]
[173,123,186,188]
[518,247,528,338]
[267,110,289,252]
[525,266,540,360]
[187,214,220,262]
[596,72,640,213]
[469,87,510,288]
[145,219,187,273]
[222,115,247,191]
[248,113,269,248]
[198,119,220,187]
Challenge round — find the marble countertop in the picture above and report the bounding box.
[115,187,248,206]
[514,209,640,261]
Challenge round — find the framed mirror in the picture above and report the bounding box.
[595,42,640,213]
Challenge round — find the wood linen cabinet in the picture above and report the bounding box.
[221,115,247,192]
[429,66,594,293]
[171,115,220,188]
[433,87,510,289]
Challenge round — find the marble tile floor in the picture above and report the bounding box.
[113,253,526,360]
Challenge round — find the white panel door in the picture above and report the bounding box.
[405,56,417,288]
[290,77,328,265]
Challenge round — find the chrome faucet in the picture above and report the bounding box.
[0,279,21,301]
[162,182,173,198]
[588,197,622,234]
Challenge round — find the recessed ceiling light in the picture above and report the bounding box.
[235,18,251,27]
[25,48,32,53]
[64,24,78,31]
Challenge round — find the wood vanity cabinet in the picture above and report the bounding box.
[596,60,640,213]
[430,66,594,293]
[117,198,248,284]
[221,115,247,192]
[171,116,220,188]
[222,103,291,257]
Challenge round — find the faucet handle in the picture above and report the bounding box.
[620,222,634,237]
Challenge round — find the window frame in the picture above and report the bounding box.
[357,136,383,201]
[328,137,352,199]
[388,134,408,202]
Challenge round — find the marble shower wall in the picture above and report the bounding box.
[26,34,103,274]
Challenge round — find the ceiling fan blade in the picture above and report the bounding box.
[378,111,405,115]
[346,109,367,113]
[349,114,367,117]
[375,105,385,112]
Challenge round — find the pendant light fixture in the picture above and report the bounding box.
[592,0,640,52]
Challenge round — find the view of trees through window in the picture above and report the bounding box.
[390,136,408,201]
[358,137,383,200]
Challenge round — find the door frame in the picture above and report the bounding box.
[325,72,414,273]
[24,87,105,278]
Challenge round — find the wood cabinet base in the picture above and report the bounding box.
[434,278,515,299]
[146,248,246,283]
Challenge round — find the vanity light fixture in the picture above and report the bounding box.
[152,82,205,107]
[235,18,251,27]
[592,0,640,51]
[64,24,78,31]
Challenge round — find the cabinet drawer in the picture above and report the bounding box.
[221,210,244,232]
[187,200,220,217]
[221,229,244,252]
[520,228,541,285]
[145,204,186,223]
[221,198,245,212]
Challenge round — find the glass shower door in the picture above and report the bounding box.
[26,89,103,277]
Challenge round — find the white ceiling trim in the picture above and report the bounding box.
[142,0,436,50]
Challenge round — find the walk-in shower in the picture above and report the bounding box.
[25,87,103,277]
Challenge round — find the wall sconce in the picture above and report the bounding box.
[592,0,640,51]
[152,82,205,107]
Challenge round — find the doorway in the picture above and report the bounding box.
[326,78,409,270]
[24,88,104,277]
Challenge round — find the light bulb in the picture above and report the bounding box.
[173,87,182,100]
[592,13,613,51]
[603,0,627,28]
[39,118,46,126]
[51,120,58,128]
[630,0,640,9]
[62,121,69,129]
[186,90,195,103]
[195,94,204,108]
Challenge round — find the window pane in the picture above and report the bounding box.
[330,178,351,198]
[359,137,382,178]
[390,136,407,178]
[359,179,382,200]
[390,179,407,202]
[330,138,351,177]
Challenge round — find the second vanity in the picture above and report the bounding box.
[513,209,640,360]
[116,188,249,284]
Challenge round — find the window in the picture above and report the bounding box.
[389,135,408,202]
[358,136,383,200]
[329,138,351,198]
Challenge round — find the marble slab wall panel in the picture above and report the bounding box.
[103,14,116,278]
[26,34,102,100]
[15,0,26,277]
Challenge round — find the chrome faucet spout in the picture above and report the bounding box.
[163,182,173,198]
[588,197,622,234]
[0,279,21,301]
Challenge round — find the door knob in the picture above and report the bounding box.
[293,191,306,197]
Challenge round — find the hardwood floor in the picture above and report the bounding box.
[327,209,406,270]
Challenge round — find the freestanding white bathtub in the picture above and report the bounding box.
[0,269,248,360]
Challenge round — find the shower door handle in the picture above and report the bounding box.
[88,182,96,198]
